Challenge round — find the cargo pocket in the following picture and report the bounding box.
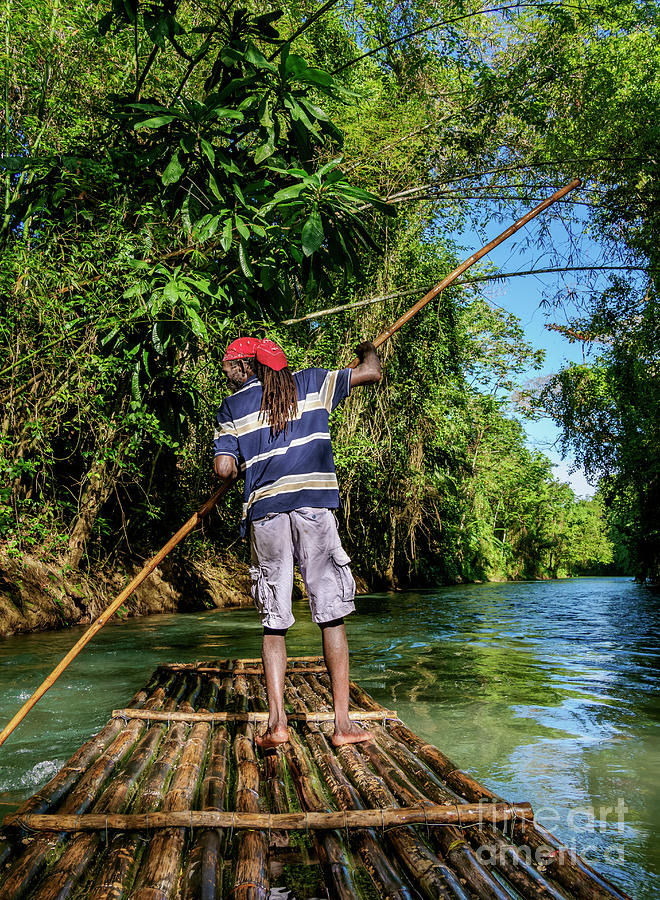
[329,548,356,603]
[249,565,275,617]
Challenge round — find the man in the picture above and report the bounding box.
[213,336,381,748]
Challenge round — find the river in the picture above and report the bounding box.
[0,576,657,897]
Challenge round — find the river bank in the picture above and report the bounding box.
[0,547,255,637]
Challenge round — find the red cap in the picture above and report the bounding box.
[223,337,260,362]
[256,339,288,371]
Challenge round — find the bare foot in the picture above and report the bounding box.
[331,722,373,746]
[256,725,289,750]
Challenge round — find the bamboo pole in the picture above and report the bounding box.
[385,719,631,900]
[348,682,601,899]
[159,664,329,675]
[232,666,269,900]
[0,482,231,749]
[85,680,201,900]
[361,735,517,900]
[3,803,534,834]
[0,679,180,900]
[284,677,423,900]
[347,178,581,366]
[0,179,580,750]
[111,708,396,723]
[332,739,471,899]
[131,716,212,899]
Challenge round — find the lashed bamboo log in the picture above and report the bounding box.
[387,719,630,900]
[86,678,200,900]
[333,739,472,899]
[361,735,517,900]
[112,708,397,722]
[0,702,160,900]
[162,659,325,671]
[181,677,228,900]
[31,715,168,900]
[369,721,573,900]
[284,678,422,900]
[247,674,334,897]
[158,665,329,675]
[286,729,378,900]
[130,715,211,899]
[232,667,269,900]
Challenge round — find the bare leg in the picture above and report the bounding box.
[256,631,289,749]
[321,619,372,746]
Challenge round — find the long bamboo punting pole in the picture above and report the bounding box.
[347,177,581,367]
[0,177,580,749]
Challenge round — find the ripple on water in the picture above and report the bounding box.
[0,759,63,793]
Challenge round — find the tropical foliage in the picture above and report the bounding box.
[4,0,653,588]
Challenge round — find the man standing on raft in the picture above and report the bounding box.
[213,337,381,748]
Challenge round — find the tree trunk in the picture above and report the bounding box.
[67,424,121,569]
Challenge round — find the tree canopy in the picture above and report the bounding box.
[4,0,655,584]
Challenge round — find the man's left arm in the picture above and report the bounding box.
[350,341,381,386]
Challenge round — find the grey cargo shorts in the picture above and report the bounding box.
[249,507,356,630]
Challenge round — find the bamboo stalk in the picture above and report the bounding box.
[385,721,626,900]
[333,739,472,899]
[286,729,372,900]
[85,682,201,900]
[130,716,211,899]
[3,802,531,837]
[0,482,231,748]
[181,676,228,900]
[111,708,396,723]
[232,666,269,900]
[361,735,517,900]
[347,178,581,367]
[158,665,329,675]
[299,719,423,900]
[0,680,179,900]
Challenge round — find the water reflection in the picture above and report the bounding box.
[0,577,657,896]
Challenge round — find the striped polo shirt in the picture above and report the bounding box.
[213,368,351,534]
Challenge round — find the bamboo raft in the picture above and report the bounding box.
[0,658,630,900]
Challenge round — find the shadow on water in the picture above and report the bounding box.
[0,576,658,897]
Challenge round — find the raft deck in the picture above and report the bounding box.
[1,657,630,899]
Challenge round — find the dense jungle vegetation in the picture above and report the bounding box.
[1,0,657,592]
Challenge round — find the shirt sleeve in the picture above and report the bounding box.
[319,368,352,412]
[213,399,239,460]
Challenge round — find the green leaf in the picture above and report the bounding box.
[162,151,184,185]
[220,218,233,251]
[254,140,275,164]
[185,305,208,341]
[200,140,215,165]
[134,115,175,129]
[208,173,223,201]
[301,208,324,256]
[152,322,167,354]
[163,280,179,302]
[235,215,250,241]
[238,242,254,279]
[273,183,306,202]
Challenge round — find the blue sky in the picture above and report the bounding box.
[458,209,606,498]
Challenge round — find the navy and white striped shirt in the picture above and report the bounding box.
[213,368,351,534]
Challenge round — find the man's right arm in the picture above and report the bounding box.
[351,341,381,386]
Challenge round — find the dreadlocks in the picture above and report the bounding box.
[253,358,298,437]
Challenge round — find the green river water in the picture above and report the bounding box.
[0,576,658,897]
